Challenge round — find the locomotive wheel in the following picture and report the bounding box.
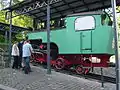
[75,65,84,74]
[55,58,65,70]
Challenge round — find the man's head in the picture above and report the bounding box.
[26,40,30,43]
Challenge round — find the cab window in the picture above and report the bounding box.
[37,19,66,30]
[75,16,95,31]
[101,13,112,26]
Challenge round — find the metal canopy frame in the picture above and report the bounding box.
[5,0,120,20]
[3,0,120,90]
[0,22,29,32]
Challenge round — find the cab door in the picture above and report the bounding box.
[75,16,95,53]
[80,31,92,53]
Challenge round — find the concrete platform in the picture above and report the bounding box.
[0,66,116,90]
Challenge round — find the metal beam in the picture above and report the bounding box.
[8,0,12,68]
[111,0,120,90]
[35,4,110,20]
[11,0,78,18]
[11,0,62,17]
[0,22,29,32]
[10,0,110,19]
[47,0,51,74]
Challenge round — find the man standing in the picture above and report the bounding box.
[11,41,19,69]
[22,40,33,74]
[18,40,24,69]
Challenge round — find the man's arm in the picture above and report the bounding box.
[29,44,34,53]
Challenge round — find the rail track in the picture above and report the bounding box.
[32,62,116,84]
[55,68,116,84]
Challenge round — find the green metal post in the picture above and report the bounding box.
[8,0,12,67]
[47,0,51,74]
[111,0,120,90]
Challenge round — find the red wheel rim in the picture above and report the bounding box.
[75,65,84,74]
[55,58,65,70]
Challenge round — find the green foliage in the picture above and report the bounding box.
[12,15,33,28]
[0,34,5,43]
[15,31,29,41]
[118,16,120,30]
[0,11,33,29]
[0,0,32,44]
[13,0,20,4]
[117,6,120,13]
[0,11,8,23]
[117,6,120,30]
[15,33,23,40]
[0,0,33,28]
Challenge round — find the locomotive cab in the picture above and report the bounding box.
[65,11,114,67]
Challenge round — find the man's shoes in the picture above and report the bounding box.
[24,71,29,74]
[12,67,15,69]
[29,70,33,72]
[22,67,25,71]
[25,72,28,74]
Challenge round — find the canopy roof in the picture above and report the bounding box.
[4,0,120,20]
[0,22,29,32]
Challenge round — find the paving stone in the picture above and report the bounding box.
[0,66,116,90]
[92,67,115,78]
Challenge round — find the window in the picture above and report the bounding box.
[37,19,66,30]
[101,13,113,26]
[75,16,95,31]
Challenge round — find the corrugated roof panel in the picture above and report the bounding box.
[75,7,88,13]
[35,12,45,17]
[57,5,69,11]
[84,0,101,3]
[88,3,103,9]
[3,0,120,20]
[69,1,83,7]
[51,1,64,7]
[51,8,56,13]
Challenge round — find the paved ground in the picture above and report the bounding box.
[92,67,115,78]
[0,66,116,90]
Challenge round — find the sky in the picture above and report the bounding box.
[0,0,23,10]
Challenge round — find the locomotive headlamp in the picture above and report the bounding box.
[90,57,101,63]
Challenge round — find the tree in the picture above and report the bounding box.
[0,11,8,23]
[117,6,120,30]
[0,0,33,42]
[12,15,33,28]
[118,15,120,30]
[0,0,9,10]
[15,31,28,41]
[13,0,23,4]
[0,0,33,28]
[0,0,24,10]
